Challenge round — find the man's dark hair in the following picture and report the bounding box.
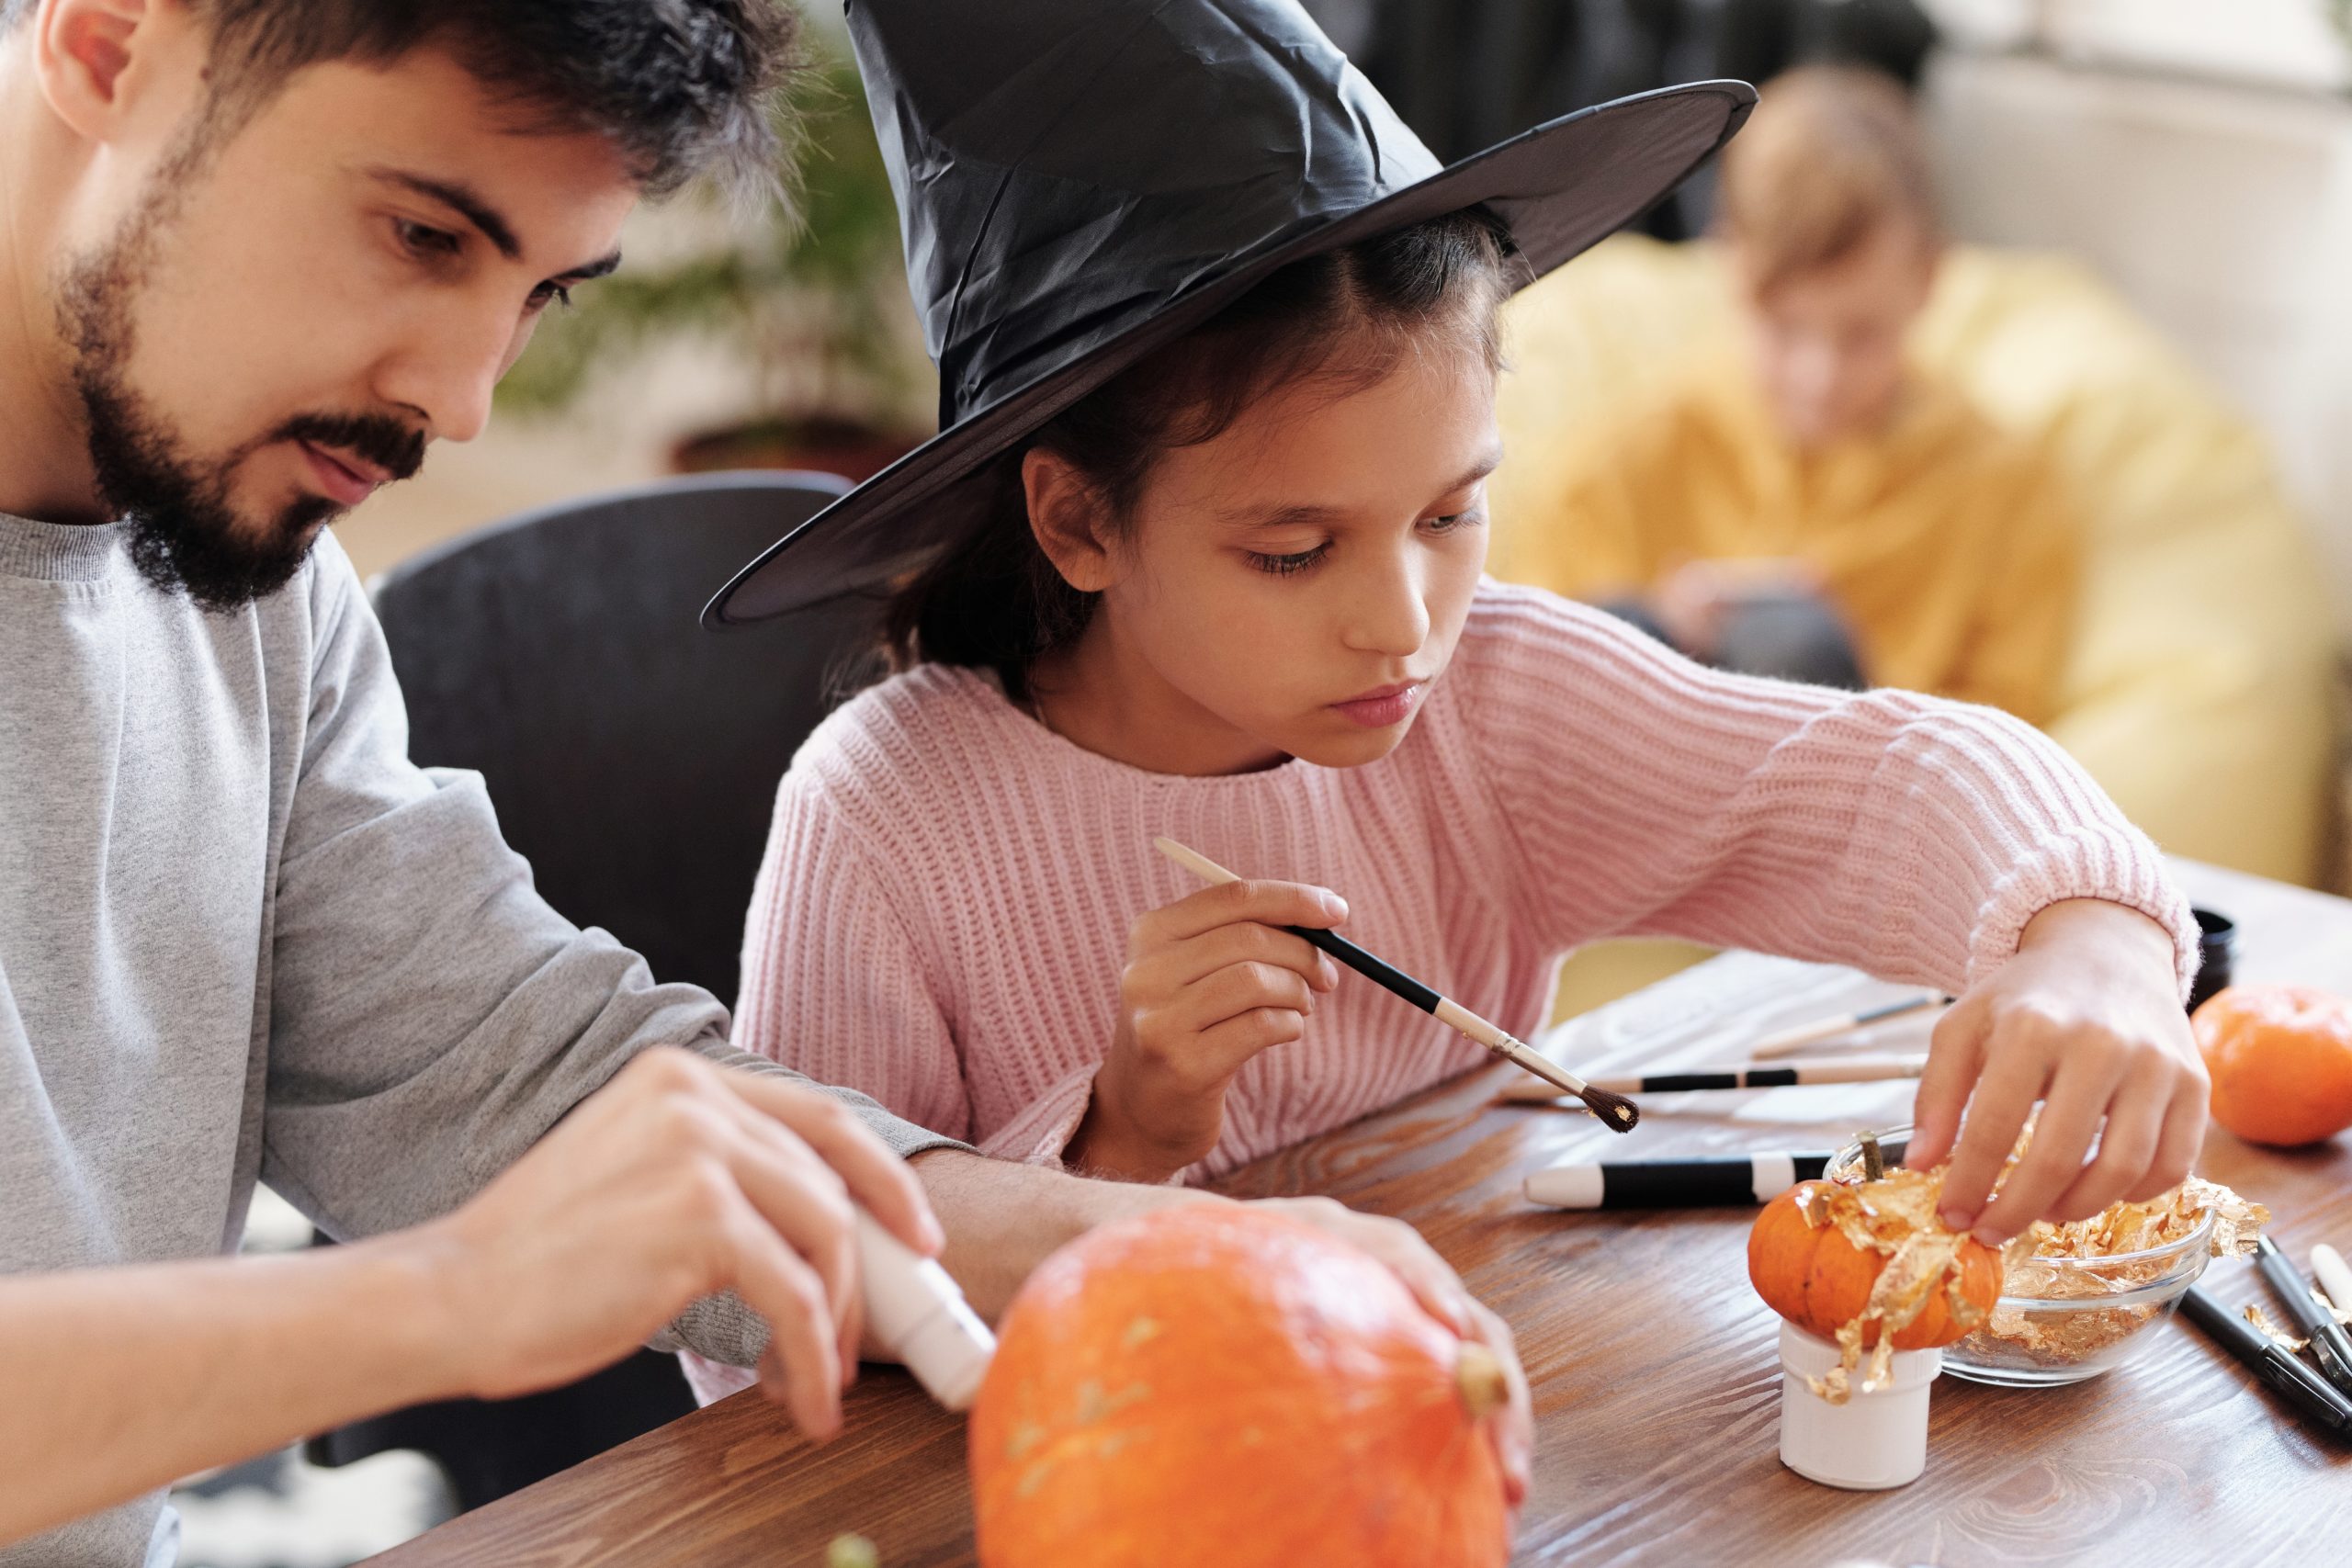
[1,0,798,198]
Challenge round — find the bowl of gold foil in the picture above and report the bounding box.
[1828,1126,2266,1387]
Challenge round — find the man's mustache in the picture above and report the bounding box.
[273,412,426,484]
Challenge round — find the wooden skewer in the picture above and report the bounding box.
[1152,837,1638,1132]
[1746,991,1952,1059]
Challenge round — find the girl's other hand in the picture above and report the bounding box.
[1067,879,1347,1183]
[1907,898,2207,1245]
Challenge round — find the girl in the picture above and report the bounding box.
[698,0,2203,1404]
[735,199,2199,1198]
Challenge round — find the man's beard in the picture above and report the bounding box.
[55,209,425,613]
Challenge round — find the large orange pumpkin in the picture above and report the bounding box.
[1747,1179,2002,1349]
[2192,985,2352,1147]
[969,1204,1510,1568]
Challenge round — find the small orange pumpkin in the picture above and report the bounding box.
[969,1204,1510,1568]
[2193,985,2352,1147]
[1747,1179,2002,1349]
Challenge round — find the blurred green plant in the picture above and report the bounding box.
[496,45,929,437]
[2334,0,2352,62]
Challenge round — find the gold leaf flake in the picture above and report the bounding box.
[2244,1303,2311,1353]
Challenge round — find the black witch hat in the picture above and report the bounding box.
[704,0,1752,627]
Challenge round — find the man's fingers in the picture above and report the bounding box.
[719,1207,844,1440]
[1144,878,1349,945]
[1969,1044,2117,1243]
[696,1105,864,1365]
[1905,998,1986,1172]
[1340,1211,1475,1337]
[1466,1300,1532,1508]
[723,1070,942,1258]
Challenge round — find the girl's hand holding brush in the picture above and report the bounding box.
[1908,898,2209,1247]
[1067,878,1350,1183]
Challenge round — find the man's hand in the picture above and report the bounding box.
[1907,899,2206,1244]
[1068,878,1345,1182]
[416,1046,940,1439]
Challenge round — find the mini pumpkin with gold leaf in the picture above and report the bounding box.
[1747,1137,2004,1400]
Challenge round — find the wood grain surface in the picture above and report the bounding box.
[366,861,2352,1567]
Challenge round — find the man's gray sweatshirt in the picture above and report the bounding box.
[0,513,962,1566]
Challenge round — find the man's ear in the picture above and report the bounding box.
[33,0,173,143]
[1023,447,1124,594]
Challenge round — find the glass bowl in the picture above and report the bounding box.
[1826,1126,2214,1386]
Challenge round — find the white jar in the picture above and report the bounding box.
[1776,1320,1941,1489]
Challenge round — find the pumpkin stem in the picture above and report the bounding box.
[1454,1343,1509,1420]
[1860,1130,1885,1183]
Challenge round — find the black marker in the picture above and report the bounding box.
[2253,1236,2352,1398]
[2180,1284,2352,1440]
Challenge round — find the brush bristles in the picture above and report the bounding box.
[1580,1086,1641,1132]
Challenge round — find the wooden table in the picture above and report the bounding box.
[368,861,2352,1566]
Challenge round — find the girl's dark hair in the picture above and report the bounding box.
[885,208,1520,701]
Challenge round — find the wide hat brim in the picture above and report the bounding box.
[704,80,1754,629]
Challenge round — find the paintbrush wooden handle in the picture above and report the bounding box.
[1747,992,1951,1059]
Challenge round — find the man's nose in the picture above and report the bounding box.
[373,318,513,446]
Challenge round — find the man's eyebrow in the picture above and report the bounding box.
[371,168,522,259]
[369,167,625,283]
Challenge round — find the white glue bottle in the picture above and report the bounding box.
[854,1209,997,1411]
[1776,1321,1941,1489]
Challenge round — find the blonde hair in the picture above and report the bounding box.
[1716,66,1939,294]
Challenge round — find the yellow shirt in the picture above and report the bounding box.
[1507,354,2082,727]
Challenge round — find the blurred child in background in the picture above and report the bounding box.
[1509,66,2082,726]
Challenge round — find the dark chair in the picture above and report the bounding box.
[373,468,872,1003]
[305,469,878,1510]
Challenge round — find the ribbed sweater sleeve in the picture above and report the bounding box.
[733,768,973,1144]
[1457,583,2198,994]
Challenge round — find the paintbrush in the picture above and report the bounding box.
[1746,990,1952,1059]
[1498,1050,1928,1103]
[1558,1053,1927,1098]
[1152,837,1638,1132]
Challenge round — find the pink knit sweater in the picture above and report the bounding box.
[733,579,2193,1154]
[689,581,2193,1400]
